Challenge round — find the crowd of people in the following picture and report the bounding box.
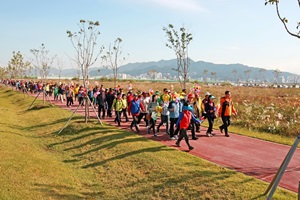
[2,79,237,151]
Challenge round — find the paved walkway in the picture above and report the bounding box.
[31,94,300,193]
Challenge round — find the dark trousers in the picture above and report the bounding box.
[130,115,139,132]
[66,97,73,106]
[220,116,231,135]
[190,120,196,138]
[107,103,113,117]
[148,118,156,134]
[177,129,191,147]
[98,105,106,118]
[170,118,179,137]
[157,115,169,133]
[207,116,214,133]
[114,111,121,126]
[137,113,148,127]
[122,108,129,121]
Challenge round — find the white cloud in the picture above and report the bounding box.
[147,0,208,12]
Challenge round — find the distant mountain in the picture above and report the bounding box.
[49,59,298,83]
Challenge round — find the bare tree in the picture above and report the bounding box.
[163,24,193,89]
[56,56,64,81]
[30,44,56,81]
[273,68,281,84]
[7,51,31,79]
[66,19,104,122]
[265,0,300,39]
[101,38,127,87]
[0,67,8,79]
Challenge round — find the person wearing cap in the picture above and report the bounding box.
[205,95,217,137]
[218,91,237,137]
[128,94,145,133]
[168,93,181,140]
[187,93,198,140]
[175,102,202,151]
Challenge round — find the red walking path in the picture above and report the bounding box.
[33,95,300,193]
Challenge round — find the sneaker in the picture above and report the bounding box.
[225,134,230,137]
[175,142,180,147]
[192,137,198,140]
[206,132,210,137]
[170,137,176,140]
[154,133,158,137]
[174,135,178,139]
[189,146,194,150]
[209,133,213,137]
[219,126,223,133]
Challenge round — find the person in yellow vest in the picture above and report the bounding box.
[74,84,79,102]
[112,93,126,126]
[218,91,237,137]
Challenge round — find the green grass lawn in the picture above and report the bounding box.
[0,86,296,199]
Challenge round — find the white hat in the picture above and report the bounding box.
[205,92,210,96]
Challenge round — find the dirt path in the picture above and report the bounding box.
[33,94,300,193]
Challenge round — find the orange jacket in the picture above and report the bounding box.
[218,97,237,117]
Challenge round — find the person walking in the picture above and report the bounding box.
[168,95,181,140]
[112,93,125,126]
[205,95,216,137]
[218,91,237,137]
[128,94,145,133]
[175,103,202,151]
[147,94,159,137]
[121,94,129,122]
[96,89,107,119]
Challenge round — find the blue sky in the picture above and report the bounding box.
[1,0,299,74]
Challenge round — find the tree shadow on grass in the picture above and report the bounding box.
[81,145,174,169]
[73,137,148,157]
[65,130,138,152]
[48,128,116,148]
[33,183,103,199]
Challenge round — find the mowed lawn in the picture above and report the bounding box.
[0,86,296,199]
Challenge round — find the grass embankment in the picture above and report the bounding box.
[0,86,296,199]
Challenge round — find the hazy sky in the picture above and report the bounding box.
[1,0,299,74]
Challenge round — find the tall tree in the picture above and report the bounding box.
[56,56,64,81]
[163,24,193,89]
[232,69,237,83]
[203,69,208,83]
[265,0,300,39]
[211,72,217,83]
[101,38,126,87]
[7,51,31,79]
[67,19,104,123]
[30,44,56,81]
[244,69,252,83]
